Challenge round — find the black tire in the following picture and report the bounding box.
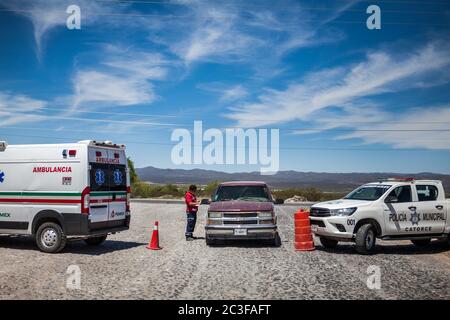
[35,222,67,253]
[411,239,431,246]
[319,237,338,249]
[355,223,376,255]
[206,236,215,246]
[272,232,282,247]
[84,235,107,246]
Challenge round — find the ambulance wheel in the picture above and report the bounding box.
[355,224,376,255]
[36,222,67,253]
[84,235,108,246]
[411,239,431,246]
[319,237,338,249]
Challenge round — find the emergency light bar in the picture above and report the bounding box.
[0,141,7,151]
[386,178,415,182]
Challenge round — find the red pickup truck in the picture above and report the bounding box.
[205,181,282,246]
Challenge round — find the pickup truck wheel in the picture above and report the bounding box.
[411,239,431,246]
[355,224,376,255]
[272,233,282,247]
[206,236,215,246]
[319,237,338,249]
[36,222,67,253]
[84,235,107,246]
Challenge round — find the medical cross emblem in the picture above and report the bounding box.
[95,169,106,186]
[0,171,4,183]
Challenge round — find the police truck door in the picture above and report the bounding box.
[383,185,414,235]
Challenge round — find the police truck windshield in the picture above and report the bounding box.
[344,185,391,201]
[214,186,270,202]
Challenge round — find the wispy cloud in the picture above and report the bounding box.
[220,85,248,102]
[329,105,450,149]
[197,82,248,103]
[70,46,172,110]
[226,43,450,127]
[1,0,113,60]
[0,92,48,126]
[149,0,355,70]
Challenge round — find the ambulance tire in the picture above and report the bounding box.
[411,239,431,246]
[319,237,338,249]
[355,223,376,255]
[36,222,67,253]
[84,235,108,246]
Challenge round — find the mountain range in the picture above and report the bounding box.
[136,166,450,192]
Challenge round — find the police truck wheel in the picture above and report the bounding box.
[84,235,107,246]
[319,237,338,249]
[411,239,431,246]
[355,224,376,255]
[36,222,67,253]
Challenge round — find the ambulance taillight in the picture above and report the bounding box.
[81,187,90,215]
[126,186,131,212]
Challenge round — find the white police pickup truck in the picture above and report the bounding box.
[310,179,450,254]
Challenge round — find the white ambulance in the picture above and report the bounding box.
[0,140,131,253]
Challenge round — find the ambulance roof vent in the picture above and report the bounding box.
[0,141,7,151]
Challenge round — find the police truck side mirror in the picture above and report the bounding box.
[385,195,398,203]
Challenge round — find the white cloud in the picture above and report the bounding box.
[70,46,171,110]
[72,70,156,108]
[0,92,48,127]
[149,0,355,68]
[1,0,111,59]
[197,82,248,102]
[329,105,450,149]
[220,85,248,102]
[226,43,450,127]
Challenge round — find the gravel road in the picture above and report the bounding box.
[0,202,449,300]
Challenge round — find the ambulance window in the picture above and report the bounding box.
[90,163,110,191]
[110,165,127,191]
[387,186,412,203]
[416,185,438,202]
[89,164,126,191]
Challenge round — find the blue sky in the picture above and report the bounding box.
[1,0,450,173]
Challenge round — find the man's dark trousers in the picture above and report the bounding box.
[185,212,197,238]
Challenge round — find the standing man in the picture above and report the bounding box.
[184,185,199,241]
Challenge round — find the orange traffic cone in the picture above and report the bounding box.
[294,209,315,251]
[147,221,162,250]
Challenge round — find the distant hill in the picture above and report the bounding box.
[136,166,450,192]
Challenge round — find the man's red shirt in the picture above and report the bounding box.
[185,191,198,213]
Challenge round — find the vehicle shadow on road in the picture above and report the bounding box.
[0,236,145,255]
[64,240,146,255]
[207,240,281,248]
[315,240,450,256]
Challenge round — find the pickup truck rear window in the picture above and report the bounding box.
[417,185,439,201]
[214,186,271,202]
[345,185,391,201]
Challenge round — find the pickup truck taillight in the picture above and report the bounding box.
[126,186,131,212]
[81,186,90,215]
